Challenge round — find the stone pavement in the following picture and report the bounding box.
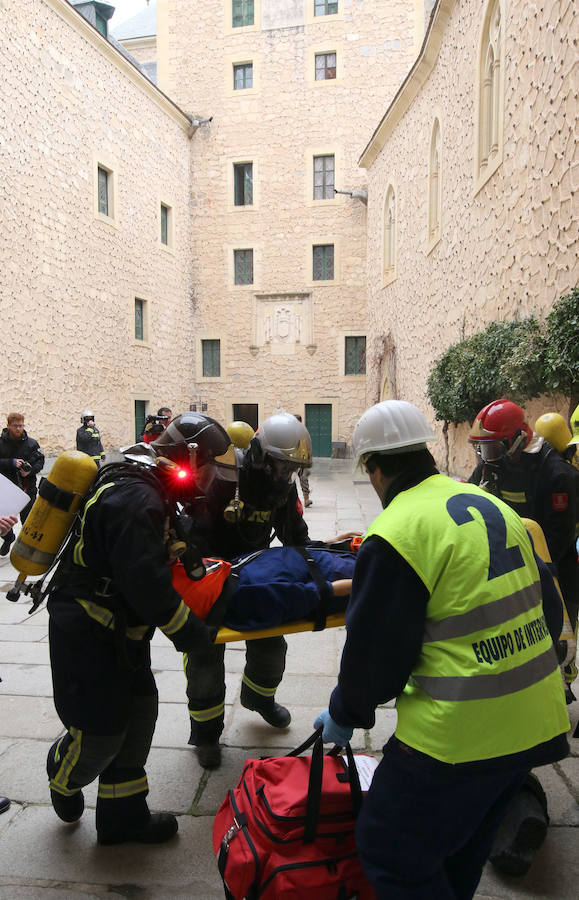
[0,459,577,898]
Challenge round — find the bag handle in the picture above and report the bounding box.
[290,730,363,844]
[294,546,332,631]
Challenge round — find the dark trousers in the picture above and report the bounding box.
[48,618,158,836]
[356,736,528,900]
[185,636,287,743]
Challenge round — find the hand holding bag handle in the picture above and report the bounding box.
[286,729,363,845]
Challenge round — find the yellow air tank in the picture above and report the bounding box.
[9,451,98,594]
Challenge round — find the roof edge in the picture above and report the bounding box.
[359,0,456,169]
[44,0,191,133]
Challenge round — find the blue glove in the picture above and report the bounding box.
[313,709,354,745]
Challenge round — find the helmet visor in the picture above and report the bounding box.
[473,439,507,462]
[271,458,301,482]
[194,444,238,494]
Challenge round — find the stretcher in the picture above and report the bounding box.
[215,610,347,643]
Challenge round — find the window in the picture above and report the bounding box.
[383,185,396,280]
[134,400,147,443]
[232,0,254,27]
[234,249,253,285]
[428,119,442,246]
[97,166,111,217]
[134,299,144,341]
[234,63,253,90]
[315,52,336,80]
[234,163,253,206]
[313,155,334,200]
[160,203,172,246]
[313,244,334,281]
[202,339,221,377]
[345,336,366,375]
[315,0,338,15]
[476,0,503,185]
[95,12,107,37]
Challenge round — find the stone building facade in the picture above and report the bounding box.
[153,0,420,454]
[360,0,577,476]
[0,0,194,451]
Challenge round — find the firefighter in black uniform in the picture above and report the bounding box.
[175,413,314,769]
[46,413,236,845]
[468,397,577,876]
[76,409,105,467]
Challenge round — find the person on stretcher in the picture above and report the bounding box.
[171,544,357,632]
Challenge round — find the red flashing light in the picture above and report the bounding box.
[176,468,191,481]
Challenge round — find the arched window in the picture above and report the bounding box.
[476,0,503,187]
[428,118,441,247]
[383,185,396,282]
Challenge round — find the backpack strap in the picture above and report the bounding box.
[293,546,332,632]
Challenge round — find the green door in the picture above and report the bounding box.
[305,404,332,457]
[135,400,147,443]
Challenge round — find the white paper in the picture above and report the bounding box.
[342,754,379,792]
[0,472,30,518]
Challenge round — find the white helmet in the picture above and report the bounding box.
[352,401,435,473]
[254,413,313,468]
[81,409,95,422]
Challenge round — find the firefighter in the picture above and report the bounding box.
[315,400,569,899]
[76,410,105,467]
[45,413,235,845]
[468,399,578,702]
[567,401,579,467]
[178,412,354,769]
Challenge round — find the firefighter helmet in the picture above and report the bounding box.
[568,403,579,448]
[226,421,255,450]
[535,413,572,454]
[152,412,237,492]
[469,399,532,462]
[352,400,435,473]
[80,409,94,424]
[250,413,312,480]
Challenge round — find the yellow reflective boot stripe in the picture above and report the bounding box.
[189,702,225,723]
[75,598,149,640]
[423,582,543,643]
[161,600,190,636]
[242,674,276,697]
[73,482,115,566]
[97,775,149,800]
[414,646,558,702]
[50,727,83,797]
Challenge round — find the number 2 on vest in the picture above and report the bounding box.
[446,494,525,580]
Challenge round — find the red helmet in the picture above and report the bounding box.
[468,399,532,462]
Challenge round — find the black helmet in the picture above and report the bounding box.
[152,412,237,494]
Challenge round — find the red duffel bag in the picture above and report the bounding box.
[213,729,377,899]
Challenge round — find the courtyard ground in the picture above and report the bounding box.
[0,458,577,898]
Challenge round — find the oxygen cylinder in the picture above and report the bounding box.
[522,517,576,669]
[10,450,98,582]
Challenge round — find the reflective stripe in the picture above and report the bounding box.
[97,775,149,800]
[413,646,558,701]
[242,673,276,697]
[50,727,83,797]
[73,482,115,566]
[15,545,55,567]
[190,702,225,723]
[160,600,190,636]
[75,598,149,640]
[423,582,542,643]
[500,490,527,504]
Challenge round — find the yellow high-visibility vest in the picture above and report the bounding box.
[366,475,569,763]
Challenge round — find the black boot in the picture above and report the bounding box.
[47,741,85,823]
[195,743,222,769]
[97,812,178,846]
[241,683,291,728]
[189,720,222,768]
[489,774,549,877]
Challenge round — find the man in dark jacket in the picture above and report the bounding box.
[46,413,234,845]
[76,409,105,467]
[315,400,569,900]
[0,412,44,555]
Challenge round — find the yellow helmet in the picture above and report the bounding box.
[567,402,579,448]
[534,413,572,454]
[226,420,255,450]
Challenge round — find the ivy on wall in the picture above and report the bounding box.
[427,288,579,427]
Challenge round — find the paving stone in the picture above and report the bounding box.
[0,663,53,696]
[0,625,48,643]
[476,827,579,898]
[0,696,62,740]
[0,641,51,665]
[534,762,579,826]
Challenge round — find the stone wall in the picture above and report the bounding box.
[362,0,577,475]
[157,0,417,446]
[0,0,192,452]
